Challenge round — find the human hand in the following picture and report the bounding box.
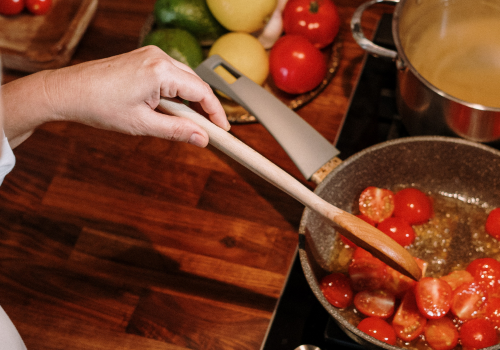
[2,46,229,148]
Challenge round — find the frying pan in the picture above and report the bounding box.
[193,56,500,350]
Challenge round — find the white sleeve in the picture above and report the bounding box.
[0,133,15,186]
[0,307,27,350]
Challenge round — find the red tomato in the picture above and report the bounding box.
[352,247,373,260]
[25,0,51,15]
[415,277,452,319]
[269,35,327,94]
[450,281,488,320]
[282,0,341,49]
[466,257,500,294]
[0,0,24,15]
[348,255,388,291]
[385,264,417,298]
[459,319,498,350]
[392,289,427,341]
[358,186,395,223]
[440,270,474,291]
[484,297,500,327]
[357,317,396,345]
[486,208,500,240]
[424,317,459,350]
[377,216,416,247]
[354,289,395,318]
[393,188,433,225]
[320,272,353,308]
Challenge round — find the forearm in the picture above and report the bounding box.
[1,70,61,148]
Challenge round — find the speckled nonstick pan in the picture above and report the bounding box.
[193,56,500,349]
[299,136,500,350]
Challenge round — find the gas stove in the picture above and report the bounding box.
[260,13,404,350]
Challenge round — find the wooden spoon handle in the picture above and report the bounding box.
[158,98,421,281]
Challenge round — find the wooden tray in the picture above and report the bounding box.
[0,0,98,73]
[139,15,343,124]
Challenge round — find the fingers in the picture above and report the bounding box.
[140,108,210,148]
[158,56,230,132]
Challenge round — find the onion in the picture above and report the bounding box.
[257,0,289,49]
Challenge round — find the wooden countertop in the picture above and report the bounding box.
[0,1,392,349]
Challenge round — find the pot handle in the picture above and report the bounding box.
[195,55,341,182]
[351,0,399,60]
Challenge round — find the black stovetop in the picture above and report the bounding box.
[261,13,403,350]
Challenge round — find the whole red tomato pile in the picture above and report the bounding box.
[0,0,52,16]
[269,0,341,94]
[321,186,500,350]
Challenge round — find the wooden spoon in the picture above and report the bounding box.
[158,98,422,281]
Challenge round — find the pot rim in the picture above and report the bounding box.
[298,135,500,350]
[391,0,500,113]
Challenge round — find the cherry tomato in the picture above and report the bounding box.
[0,0,24,15]
[392,289,427,341]
[269,35,327,94]
[484,297,500,327]
[25,0,51,15]
[415,277,452,319]
[424,317,459,350]
[377,216,416,247]
[440,270,474,291]
[354,289,395,318]
[357,317,396,345]
[450,281,488,320]
[352,247,373,260]
[320,272,353,308]
[358,186,395,223]
[348,255,388,291]
[466,257,500,294]
[282,0,341,49]
[459,319,498,350]
[486,208,500,240]
[393,188,433,225]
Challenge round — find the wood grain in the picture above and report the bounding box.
[1,1,393,349]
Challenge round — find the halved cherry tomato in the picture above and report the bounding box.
[459,319,498,350]
[450,281,488,320]
[486,208,500,240]
[385,257,426,298]
[357,317,396,345]
[352,247,373,260]
[282,0,341,49]
[354,289,395,318]
[348,255,388,291]
[358,186,395,223]
[415,277,452,319]
[440,270,474,291]
[484,297,500,327]
[466,257,500,295]
[320,272,353,308]
[392,289,427,341]
[377,216,416,247]
[25,0,51,15]
[0,0,24,15]
[424,317,459,350]
[393,188,433,225]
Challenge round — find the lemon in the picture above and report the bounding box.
[207,0,277,33]
[142,28,204,69]
[208,32,269,86]
[154,0,227,45]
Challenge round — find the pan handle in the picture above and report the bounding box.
[195,55,340,183]
[351,0,399,60]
